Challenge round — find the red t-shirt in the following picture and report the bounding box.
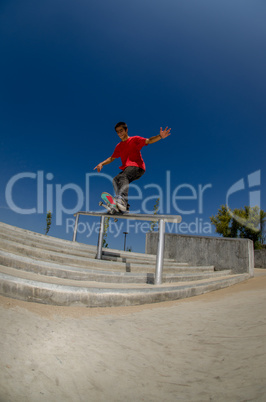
[111,136,148,171]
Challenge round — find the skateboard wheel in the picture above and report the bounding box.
[114,218,118,223]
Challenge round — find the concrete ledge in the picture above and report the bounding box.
[0,272,250,307]
[146,233,254,276]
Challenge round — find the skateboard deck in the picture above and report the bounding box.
[99,192,120,215]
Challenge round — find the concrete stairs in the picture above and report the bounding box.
[0,221,250,307]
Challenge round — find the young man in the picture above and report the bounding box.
[94,122,171,211]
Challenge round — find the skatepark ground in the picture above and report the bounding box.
[0,269,265,402]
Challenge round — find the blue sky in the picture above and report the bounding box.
[0,0,265,252]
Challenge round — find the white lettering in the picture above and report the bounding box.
[46,173,54,213]
[172,184,197,214]
[5,172,37,214]
[66,218,75,233]
[56,183,84,225]
[166,170,171,214]
[198,184,212,214]
[128,183,142,214]
[85,222,96,237]
[85,172,113,211]
[142,184,163,214]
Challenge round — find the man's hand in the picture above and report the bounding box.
[146,127,172,145]
[160,126,171,139]
[93,157,115,172]
[93,163,103,172]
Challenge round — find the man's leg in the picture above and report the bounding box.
[113,167,145,210]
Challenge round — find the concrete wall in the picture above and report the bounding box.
[254,250,266,268]
[146,233,254,277]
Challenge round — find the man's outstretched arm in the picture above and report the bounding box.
[146,127,171,145]
[94,156,116,172]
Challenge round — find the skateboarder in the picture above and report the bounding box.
[94,122,171,211]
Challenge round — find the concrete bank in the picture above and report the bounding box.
[146,233,254,276]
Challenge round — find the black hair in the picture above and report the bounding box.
[115,122,128,131]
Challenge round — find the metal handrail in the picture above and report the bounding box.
[72,211,182,285]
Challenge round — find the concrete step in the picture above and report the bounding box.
[0,253,231,284]
[101,250,187,267]
[0,232,184,268]
[0,222,185,266]
[0,221,95,249]
[0,231,96,259]
[0,237,215,274]
[0,248,215,280]
[0,221,249,307]
[0,270,250,307]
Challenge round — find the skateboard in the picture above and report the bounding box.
[99,192,125,215]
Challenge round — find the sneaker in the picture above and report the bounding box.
[115,196,127,212]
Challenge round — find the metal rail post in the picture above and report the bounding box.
[155,219,165,285]
[72,213,79,242]
[96,215,106,259]
[72,211,182,284]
